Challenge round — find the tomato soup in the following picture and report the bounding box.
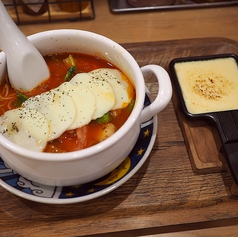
[0,53,135,153]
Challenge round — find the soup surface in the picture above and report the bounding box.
[0,53,135,153]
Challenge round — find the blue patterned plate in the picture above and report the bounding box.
[0,93,157,204]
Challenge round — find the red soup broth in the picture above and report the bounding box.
[0,52,136,153]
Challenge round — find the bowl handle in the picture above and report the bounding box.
[139,65,172,123]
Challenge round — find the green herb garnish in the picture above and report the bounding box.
[64,55,77,81]
[13,92,28,107]
[127,99,135,111]
[65,65,76,81]
[95,112,112,123]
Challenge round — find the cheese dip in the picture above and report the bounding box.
[175,57,238,114]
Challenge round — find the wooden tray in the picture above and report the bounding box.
[126,38,238,175]
[172,75,225,174]
[1,38,238,236]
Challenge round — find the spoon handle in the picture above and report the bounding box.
[0,1,49,91]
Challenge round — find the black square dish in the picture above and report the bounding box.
[169,54,238,184]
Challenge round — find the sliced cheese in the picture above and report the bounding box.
[70,73,115,119]
[0,108,49,151]
[23,90,76,141]
[0,68,133,152]
[89,69,131,110]
[57,82,96,129]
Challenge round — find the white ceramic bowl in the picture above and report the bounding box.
[0,29,172,186]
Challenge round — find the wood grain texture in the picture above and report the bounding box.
[18,0,238,44]
[1,38,238,236]
[172,86,225,174]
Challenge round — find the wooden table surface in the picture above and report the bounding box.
[1,1,238,236]
[18,0,238,44]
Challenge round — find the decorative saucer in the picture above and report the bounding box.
[0,93,157,204]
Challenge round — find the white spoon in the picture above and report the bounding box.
[0,1,49,91]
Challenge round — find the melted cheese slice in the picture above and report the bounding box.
[23,90,76,141]
[70,73,115,119]
[0,68,132,152]
[57,82,96,129]
[175,58,238,114]
[0,108,49,151]
[89,69,131,110]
